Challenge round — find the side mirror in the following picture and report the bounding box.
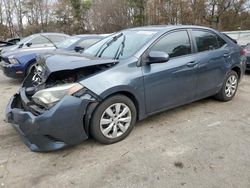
[147,51,170,64]
[18,43,24,48]
[74,46,84,52]
[26,42,32,47]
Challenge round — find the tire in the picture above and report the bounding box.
[25,62,37,76]
[215,70,239,101]
[90,95,137,144]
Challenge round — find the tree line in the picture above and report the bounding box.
[0,0,250,39]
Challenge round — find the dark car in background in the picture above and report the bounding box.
[56,34,106,52]
[1,33,69,54]
[0,35,105,79]
[245,44,250,71]
[223,31,250,46]
[6,25,246,152]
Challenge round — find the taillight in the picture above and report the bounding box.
[240,48,247,56]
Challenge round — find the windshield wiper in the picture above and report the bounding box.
[39,34,58,49]
[114,35,126,59]
[96,33,123,58]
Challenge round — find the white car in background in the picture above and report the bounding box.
[1,33,70,54]
[223,30,250,46]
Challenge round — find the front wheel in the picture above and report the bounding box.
[90,95,136,144]
[25,62,37,76]
[215,70,239,101]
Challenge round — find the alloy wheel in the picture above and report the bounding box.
[100,103,132,139]
[225,74,238,98]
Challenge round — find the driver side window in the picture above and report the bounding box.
[150,30,191,58]
[30,36,50,44]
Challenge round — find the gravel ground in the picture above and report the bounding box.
[0,71,250,188]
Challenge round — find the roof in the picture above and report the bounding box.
[127,25,215,32]
[72,34,107,39]
[31,32,70,37]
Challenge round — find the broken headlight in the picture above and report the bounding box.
[32,83,84,108]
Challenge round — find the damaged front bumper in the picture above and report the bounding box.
[6,89,93,152]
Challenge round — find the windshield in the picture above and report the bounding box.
[16,35,35,45]
[57,36,81,49]
[84,30,157,59]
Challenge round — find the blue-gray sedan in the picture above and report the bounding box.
[6,25,246,151]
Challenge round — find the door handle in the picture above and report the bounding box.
[186,61,198,67]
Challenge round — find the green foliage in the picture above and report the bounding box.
[127,0,146,26]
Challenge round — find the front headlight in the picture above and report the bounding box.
[32,83,84,108]
[8,57,19,64]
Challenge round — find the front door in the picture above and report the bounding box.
[142,30,198,114]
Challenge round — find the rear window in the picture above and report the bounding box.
[192,30,225,52]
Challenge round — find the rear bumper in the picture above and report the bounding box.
[6,91,90,152]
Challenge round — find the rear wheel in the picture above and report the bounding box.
[90,95,136,144]
[215,70,239,101]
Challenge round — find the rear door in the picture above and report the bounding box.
[191,29,229,98]
[142,30,198,113]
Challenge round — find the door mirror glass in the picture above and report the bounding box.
[147,51,169,64]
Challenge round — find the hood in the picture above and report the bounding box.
[43,52,118,74]
[22,51,119,89]
[1,45,18,54]
[1,43,56,54]
[1,46,56,58]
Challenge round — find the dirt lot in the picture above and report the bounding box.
[0,71,250,188]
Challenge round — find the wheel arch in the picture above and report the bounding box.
[231,66,242,80]
[84,88,145,136]
[106,91,140,120]
[25,58,37,76]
